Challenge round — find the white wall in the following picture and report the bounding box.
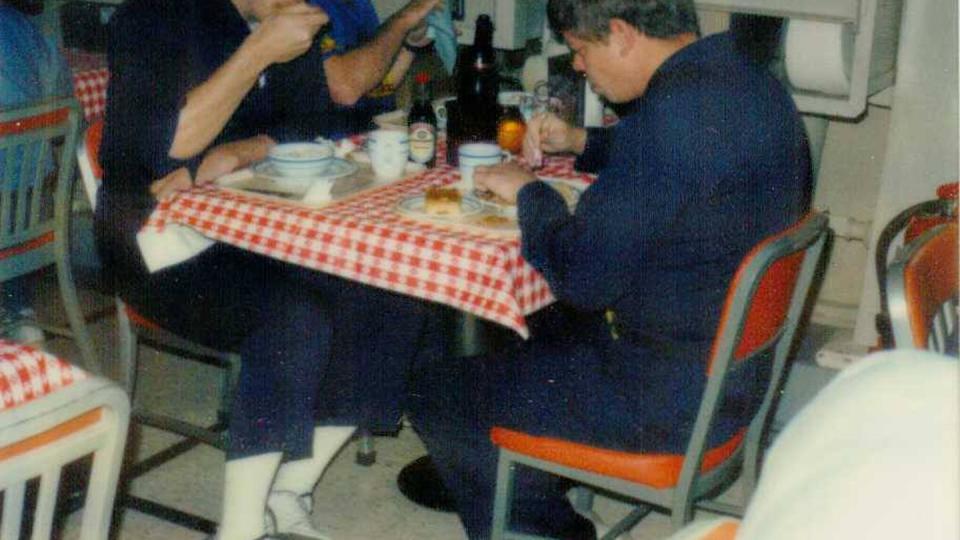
[852,0,959,345]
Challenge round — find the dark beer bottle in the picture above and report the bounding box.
[408,72,437,167]
[448,14,499,165]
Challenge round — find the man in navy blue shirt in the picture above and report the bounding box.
[407,1,811,538]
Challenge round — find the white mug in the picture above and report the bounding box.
[458,142,511,192]
[367,128,410,181]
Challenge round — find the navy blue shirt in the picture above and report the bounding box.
[516,33,810,439]
[97,0,362,288]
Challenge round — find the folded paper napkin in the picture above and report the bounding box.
[137,217,215,273]
[426,5,457,74]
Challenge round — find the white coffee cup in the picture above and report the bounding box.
[367,128,410,181]
[458,142,510,191]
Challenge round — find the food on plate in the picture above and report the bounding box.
[474,188,513,206]
[474,181,580,208]
[477,215,513,227]
[424,187,462,216]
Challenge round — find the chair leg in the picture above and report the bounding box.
[1,480,25,539]
[490,451,516,540]
[355,429,377,466]
[54,233,99,374]
[79,406,129,540]
[53,168,99,374]
[602,505,653,540]
[571,485,595,514]
[217,353,241,426]
[115,300,139,397]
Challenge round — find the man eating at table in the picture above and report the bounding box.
[406,0,812,538]
[96,0,439,539]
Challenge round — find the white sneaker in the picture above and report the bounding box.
[2,308,45,346]
[264,491,332,540]
[9,322,45,346]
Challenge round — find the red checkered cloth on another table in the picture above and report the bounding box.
[0,341,87,411]
[64,48,109,122]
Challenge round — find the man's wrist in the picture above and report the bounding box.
[402,39,433,54]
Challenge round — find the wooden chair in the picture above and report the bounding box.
[0,98,98,372]
[885,222,958,353]
[0,340,129,540]
[77,119,240,533]
[490,213,830,538]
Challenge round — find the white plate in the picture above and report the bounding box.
[253,158,358,184]
[396,193,485,221]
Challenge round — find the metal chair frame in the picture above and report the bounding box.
[0,98,98,372]
[490,213,830,538]
[874,196,956,348]
[886,222,958,353]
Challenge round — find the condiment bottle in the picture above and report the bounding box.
[408,72,437,167]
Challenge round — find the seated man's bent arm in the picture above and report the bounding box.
[169,42,270,159]
[170,5,328,158]
[323,1,435,105]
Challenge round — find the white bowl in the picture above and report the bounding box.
[269,142,335,176]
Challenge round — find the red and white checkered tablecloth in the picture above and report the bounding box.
[64,48,109,122]
[146,154,593,338]
[0,340,87,411]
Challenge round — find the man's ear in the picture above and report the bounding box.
[607,18,638,57]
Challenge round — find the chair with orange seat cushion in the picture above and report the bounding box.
[490,212,830,538]
[0,98,98,371]
[77,119,240,533]
[874,182,958,349]
[886,222,958,353]
[0,339,129,540]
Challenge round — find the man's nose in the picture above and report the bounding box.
[572,56,585,73]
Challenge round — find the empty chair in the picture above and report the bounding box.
[874,183,958,348]
[0,98,97,371]
[77,119,240,533]
[885,222,958,353]
[0,339,129,540]
[490,213,830,537]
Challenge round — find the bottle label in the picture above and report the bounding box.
[409,123,436,164]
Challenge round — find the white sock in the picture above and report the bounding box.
[272,425,356,495]
[217,452,282,540]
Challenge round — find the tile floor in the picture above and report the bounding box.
[28,260,763,540]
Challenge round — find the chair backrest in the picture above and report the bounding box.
[677,213,829,500]
[0,98,80,279]
[874,186,958,348]
[76,118,103,210]
[886,222,959,352]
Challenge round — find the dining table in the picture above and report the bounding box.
[138,136,595,511]
[141,140,595,339]
[64,47,109,122]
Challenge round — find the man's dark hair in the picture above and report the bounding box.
[547,0,699,40]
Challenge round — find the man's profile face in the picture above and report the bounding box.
[563,32,629,103]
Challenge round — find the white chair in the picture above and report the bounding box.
[0,339,129,540]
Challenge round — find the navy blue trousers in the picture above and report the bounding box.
[120,244,334,460]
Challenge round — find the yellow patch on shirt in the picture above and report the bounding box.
[320,35,337,54]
